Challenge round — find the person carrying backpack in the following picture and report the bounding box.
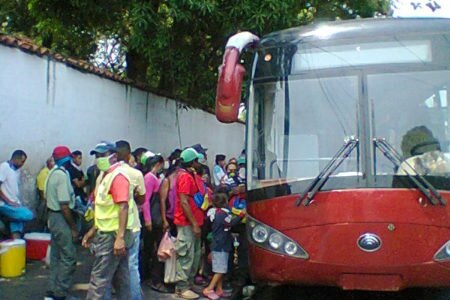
[174,148,205,300]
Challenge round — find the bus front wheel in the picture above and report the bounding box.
[254,284,281,300]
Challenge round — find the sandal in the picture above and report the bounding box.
[203,288,220,300]
[195,275,208,286]
[216,289,232,297]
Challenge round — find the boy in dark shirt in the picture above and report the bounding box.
[203,192,245,299]
[66,150,87,203]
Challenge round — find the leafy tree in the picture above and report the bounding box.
[0,0,389,109]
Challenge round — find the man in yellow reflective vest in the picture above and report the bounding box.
[83,142,133,299]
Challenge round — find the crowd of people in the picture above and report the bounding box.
[0,141,248,300]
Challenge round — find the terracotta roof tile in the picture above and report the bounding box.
[0,33,135,86]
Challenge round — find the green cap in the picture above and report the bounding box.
[181,148,200,163]
[141,151,155,165]
[237,157,246,165]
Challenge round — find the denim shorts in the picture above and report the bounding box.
[212,251,229,274]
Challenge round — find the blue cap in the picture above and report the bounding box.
[90,142,116,155]
[191,144,208,155]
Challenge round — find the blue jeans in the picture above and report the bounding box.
[104,231,140,300]
[129,230,142,300]
[0,203,33,233]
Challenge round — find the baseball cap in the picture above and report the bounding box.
[52,146,71,160]
[181,148,201,163]
[90,142,116,155]
[132,147,147,158]
[191,144,208,155]
[140,151,156,165]
[237,157,246,165]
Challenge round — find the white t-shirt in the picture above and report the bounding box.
[122,163,146,232]
[213,164,226,187]
[0,161,21,205]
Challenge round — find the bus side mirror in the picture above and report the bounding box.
[215,47,244,123]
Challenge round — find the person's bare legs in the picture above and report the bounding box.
[205,273,223,292]
[216,274,224,294]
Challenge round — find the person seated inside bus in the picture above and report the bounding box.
[397,125,450,175]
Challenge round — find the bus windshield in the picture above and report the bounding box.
[247,32,450,191]
[248,74,359,190]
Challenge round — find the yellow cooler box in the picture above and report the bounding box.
[0,239,26,277]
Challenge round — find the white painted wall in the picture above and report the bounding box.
[0,44,245,209]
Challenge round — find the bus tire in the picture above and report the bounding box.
[254,285,280,300]
[432,288,450,300]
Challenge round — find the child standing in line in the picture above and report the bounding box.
[203,192,245,300]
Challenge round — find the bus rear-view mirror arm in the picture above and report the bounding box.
[216,32,259,123]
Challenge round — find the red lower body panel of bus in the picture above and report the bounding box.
[247,189,450,291]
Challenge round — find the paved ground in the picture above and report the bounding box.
[0,245,448,300]
[0,245,212,300]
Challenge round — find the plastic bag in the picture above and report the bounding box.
[84,206,95,222]
[44,245,51,267]
[164,253,177,284]
[157,232,175,262]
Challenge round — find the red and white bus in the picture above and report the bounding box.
[216,18,450,297]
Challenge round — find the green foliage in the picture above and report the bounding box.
[0,0,389,109]
[0,0,35,36]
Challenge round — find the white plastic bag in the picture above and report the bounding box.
[44,245,51,267]
[164,249,177,283]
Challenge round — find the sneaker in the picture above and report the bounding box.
[202,289,220,300]
[222,282,233,293]
[178,289,200,300]
[151,282,173,294]
[45,291,55,299]
[45,294,66,300]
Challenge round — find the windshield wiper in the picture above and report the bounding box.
[295,137,359,207]
[374,138,446,206]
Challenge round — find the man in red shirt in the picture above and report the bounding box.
[174,147,205,299]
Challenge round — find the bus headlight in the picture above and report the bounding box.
[252,225,268,243]
[269,233,283,249]
[284,241,298,256]
[247,215,308,259]
[434,240,450,261]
